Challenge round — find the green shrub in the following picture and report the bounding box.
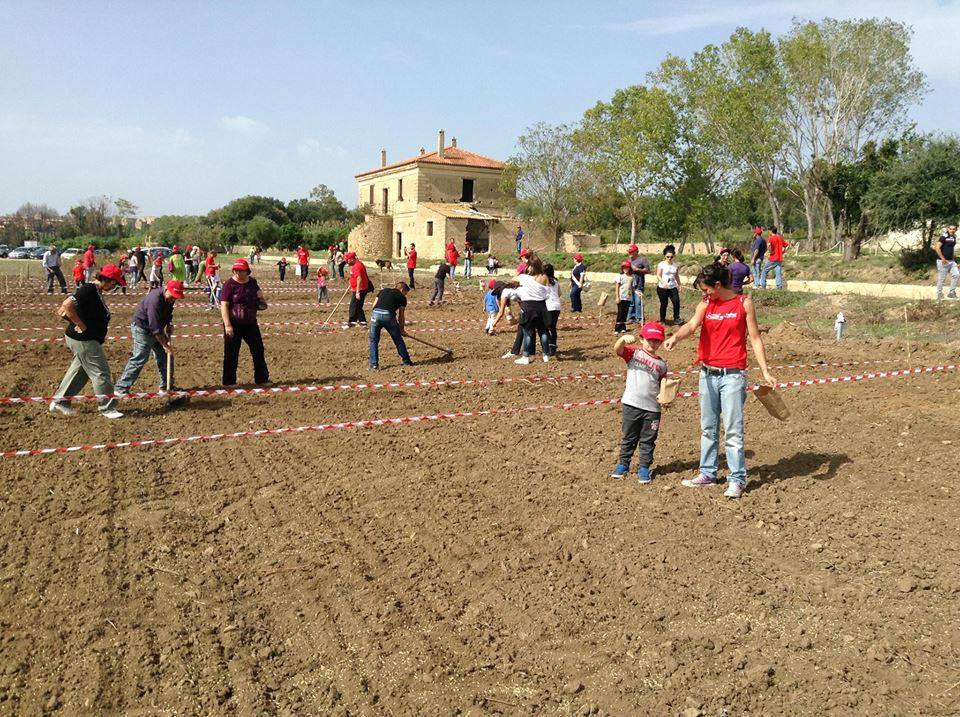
[898,246,937,276]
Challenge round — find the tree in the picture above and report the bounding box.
[503,122,586,248]
[81,196,112,236]
[575,85,680,243]
[779,18,926,247]
[207,195,288,227]
[113,197,138,238]
[286,184,348,225]
[244,216,281,249]
[278,223,304,250]
[865,135,960,252]
[653,29,788,228]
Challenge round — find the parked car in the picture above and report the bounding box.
[0,245,10,258]
[94,248,112,257]
[29,247,47,259]
[7,248,33,259]
[60,248,80,260]
[148,247,173,260]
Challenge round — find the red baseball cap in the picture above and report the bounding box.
[97,264,126,286]
[621,260,632,269]
[231,258,250,272]
[344,251,357,261]
[718,246,730,255]
[519,248,530,257]
[488,278,496,289]
[172,244,179,252]
[627,243,639,254]
[574,253,583,261]
[754,226,763,235]
[640,321,666,341]
[165,279,185,299]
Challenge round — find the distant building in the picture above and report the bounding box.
[350,130,549,260]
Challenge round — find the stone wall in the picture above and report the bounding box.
[348,215,393,260]
[562,232,601,252]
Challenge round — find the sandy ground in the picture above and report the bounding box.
[0,276,958,715]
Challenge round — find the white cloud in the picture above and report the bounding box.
[296,137,346,159]
[217,115,269,134]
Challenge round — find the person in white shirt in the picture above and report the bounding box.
[127,251,140,290]
[41,245,68,294]
[514,254,552,365]
[544,263,562,355]
[656,244,681,324]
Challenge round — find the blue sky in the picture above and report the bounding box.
[2,0,958,216]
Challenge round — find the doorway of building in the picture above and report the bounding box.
[396,232,402,258]
[465,218,489,253]
[460,178,474,202]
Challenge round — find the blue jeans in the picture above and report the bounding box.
[463,258,472,278]
[758,260,782,289]
[626,291,644,322]
[570,286,582,312]
[751,260,763,285]
[369,309,412,368]
[699,369,747,486]
[115,324,171,393]
[449,263,456,279]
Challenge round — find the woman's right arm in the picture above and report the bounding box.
[58,297,86,333]
[220,293,233,337]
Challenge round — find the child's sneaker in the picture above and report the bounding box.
[514,356,531,365]
[637,466,652,484]
[724,482,745,499]
[681,473,717,487]
[501,352,516,359]
[100,409,124,420]
[542,355,550,363]
[610,463,629,478]
[48,401,75,417]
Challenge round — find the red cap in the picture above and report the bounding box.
[98,264,126,286]
[718,247,730,255]
[344,251,357,261]
[488,279,496,289]
[328,245,335,251]
[87,244,94,250]
[172,244,179,252]
[519,248,530,257]
[231,258,250,272]
[627,243,639,254]
[640,321,666,341]
[621,260,632,269]
[280,257,287,263]
[165,280,185,299]
[574,253,583,261]
[754,226,763,235]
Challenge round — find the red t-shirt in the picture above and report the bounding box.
[204,256,218,276]
[349,261,369,292]
[83,248,95,268]
[767,234,789,262]
[697,294,748,369]
[406,250,417,269]
[72,263,85,281]
[296,248,310,265]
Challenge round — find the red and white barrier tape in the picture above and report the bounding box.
[0,316,493,333]
[2,364,955,459]
[0,359,919,406]
[0,296,473,312]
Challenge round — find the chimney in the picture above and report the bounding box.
[437,129,445,158]
[419,147,425,156]
[380,148,386,167]
[451,136,457,148]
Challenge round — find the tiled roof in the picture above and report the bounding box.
[355,146,505,178]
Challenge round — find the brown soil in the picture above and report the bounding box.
[1,278,958,715]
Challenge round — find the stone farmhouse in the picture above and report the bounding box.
[348,130,552,261]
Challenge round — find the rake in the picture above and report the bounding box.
[318,289,350,331]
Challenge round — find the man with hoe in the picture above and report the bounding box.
[114,280,185,400]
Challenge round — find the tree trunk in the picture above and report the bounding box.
[801,181,817,247]
[629,213,637,244]
[766,190,782,231]
[843,212,868,261]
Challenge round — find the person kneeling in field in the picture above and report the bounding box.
[369,282,414,370]
[611,322,671,483]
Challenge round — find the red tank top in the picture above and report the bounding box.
[697,294,748,369]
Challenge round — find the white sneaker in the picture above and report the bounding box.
[49,401,75,417]
[514,356,531,365]
[100,409,124,419]
[724,482,744,499]
[501,352,516,359]
[543,355,550,363]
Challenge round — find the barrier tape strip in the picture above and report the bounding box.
[0,296,474,311]
[0,359,919,406]
[1,364,955,458]
[0,316,497,333]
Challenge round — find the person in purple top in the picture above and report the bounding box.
[626,243,650,323]
[727,249,753,294]
[115,280,184,395]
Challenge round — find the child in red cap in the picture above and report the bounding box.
[611,321,672,483]
[483,278,499,334]
[316,266,330,306]
[72,257,85,288]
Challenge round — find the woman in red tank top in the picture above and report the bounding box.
[663,263,776,499]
